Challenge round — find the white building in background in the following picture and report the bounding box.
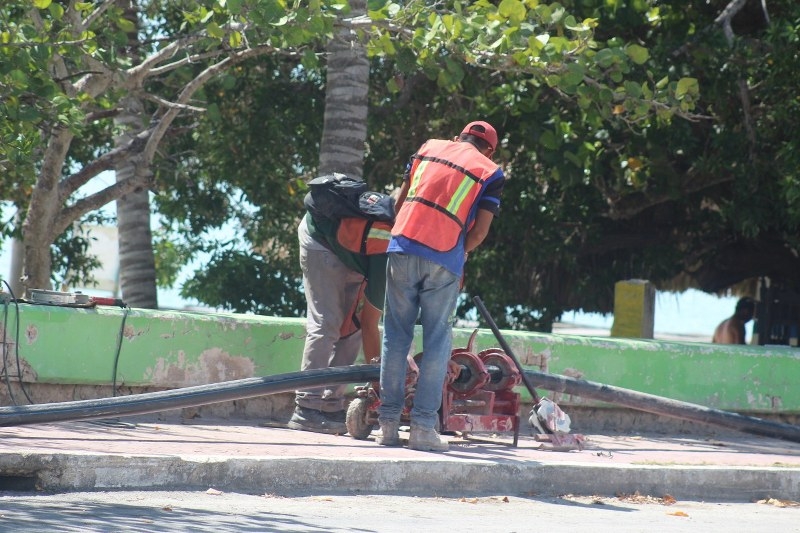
[65,224,120,296]
[2,224,120,298]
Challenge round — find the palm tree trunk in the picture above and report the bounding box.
[318,0,369,178]
[114,2,158,309]
[115,95,158,309]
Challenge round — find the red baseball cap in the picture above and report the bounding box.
[461,121,498,150]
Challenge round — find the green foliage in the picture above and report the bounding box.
[366,0,699,132]
[151,55,325,313]
[8,0,799,332]
[181,250,305,316]
[456,0,800,330]
[154,0,788,328]
[152,232,194,289]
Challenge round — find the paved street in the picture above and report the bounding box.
[0,490,798,532]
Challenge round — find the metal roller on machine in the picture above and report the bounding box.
[442,341,523,445]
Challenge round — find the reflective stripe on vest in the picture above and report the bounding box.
[337,218,392,255]
[393,139,499,252]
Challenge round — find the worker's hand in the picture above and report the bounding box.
[446,359,462,382]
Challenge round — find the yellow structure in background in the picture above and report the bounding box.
[611,279,655,339]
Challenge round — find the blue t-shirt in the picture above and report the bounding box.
[388,153,504,276]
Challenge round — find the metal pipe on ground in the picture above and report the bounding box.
[0,365,379,427]
[0,362,798,444]
[523,368,800,443]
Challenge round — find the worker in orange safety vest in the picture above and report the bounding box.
[376,120,506,452]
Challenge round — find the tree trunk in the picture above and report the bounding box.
[318,0,369,178]
[20,127,75,295]
[113,1,157,309]
[115,183,158,308]
[115,117,158,309]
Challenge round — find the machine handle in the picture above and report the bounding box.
[472,296,545,407]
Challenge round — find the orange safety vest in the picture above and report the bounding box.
[336,218,393,255]
[392,139,499,252]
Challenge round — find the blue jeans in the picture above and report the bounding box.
[379,253,460,430]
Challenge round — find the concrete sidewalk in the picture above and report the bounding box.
[0,417,798,502]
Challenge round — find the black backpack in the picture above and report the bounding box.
[304,173,395,222]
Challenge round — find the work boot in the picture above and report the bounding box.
[287,406,347,435]
[375,420,401,447]
[408,426,449,452]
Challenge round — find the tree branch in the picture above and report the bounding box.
[140,45,296,167]
[145,49,229,78]
[82,0,117,30]
[714,0,749,43]
[124,33,207,88]
[84,108,120,122]
[140,93,206,113]
[58,143,130,201]
[58,37,301,230]
[599,172,734,221]
[55,175,148,236]
[759,0,771,25]
[714,0,759,158]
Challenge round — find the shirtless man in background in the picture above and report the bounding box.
[712,297,755,344]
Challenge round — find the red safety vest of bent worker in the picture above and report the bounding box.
[336,218,392,255]
[393,139,499,252]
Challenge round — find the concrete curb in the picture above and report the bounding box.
[1,420,799,502]
[0,451,798,502]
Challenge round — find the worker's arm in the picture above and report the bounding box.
[360,256,388,362]
[464,208,495,253]
[394,179,410,212]
[359,299,383,361]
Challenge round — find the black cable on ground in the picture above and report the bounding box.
[91,301,132,428]
[1,280,32,405]
[1,286,16,406]
[2,362,800,444]
[522,368,800,444]
[0,365,381,427]
[110,305,130,397]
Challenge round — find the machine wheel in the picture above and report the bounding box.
[346,397,375,440]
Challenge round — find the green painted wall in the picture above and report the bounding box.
[2,303,799,414]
